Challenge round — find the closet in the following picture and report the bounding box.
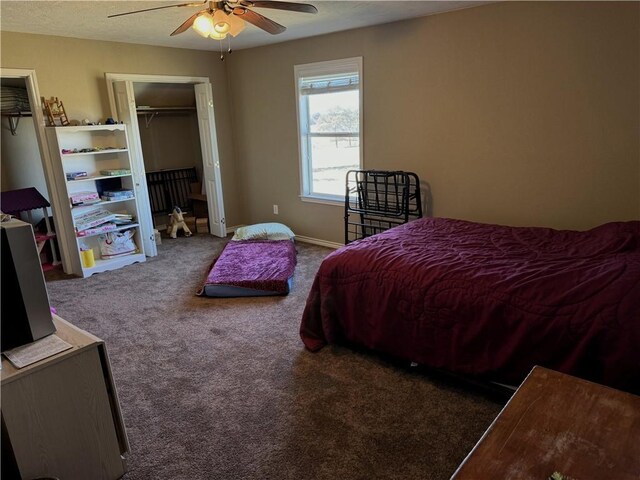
[1,79,47,212]
[1,77,59,270]
[133,82,204,229]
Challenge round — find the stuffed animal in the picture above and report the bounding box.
[167,206,192,239]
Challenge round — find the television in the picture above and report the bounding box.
[1,218,55,352]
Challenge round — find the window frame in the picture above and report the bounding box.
[294,57,363,205]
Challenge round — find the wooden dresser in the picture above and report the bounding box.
[1,315,128,479]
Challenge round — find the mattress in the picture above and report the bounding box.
[300,217,640,392]
[199,239,297,298]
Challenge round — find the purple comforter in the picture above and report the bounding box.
[300,218,640,392]
[204,240,297,294]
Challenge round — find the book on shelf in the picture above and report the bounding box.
[76,222,119,237]
[100,169,131,176]
[74,208,117,232]
[101,195,134,201]
[103,189,134,195]
[74,199,102,207]
[70,191,100,206]
[101,189,134,201]
[113,214,134,225]
[62,146,122,154]
[66,171,88,181]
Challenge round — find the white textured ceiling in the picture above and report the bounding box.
[1,1,490,51]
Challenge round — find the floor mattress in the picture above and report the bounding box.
[199,239,297,298]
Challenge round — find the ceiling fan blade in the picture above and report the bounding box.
[233,7,286,34]
[108,1,206,18]
[170,10,205,36]
[249,1,317,14]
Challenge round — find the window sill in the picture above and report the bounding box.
[299,195,343,207]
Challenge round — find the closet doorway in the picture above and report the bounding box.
[135,83,202,231]
[105,73,226,258]
[0,68,73,273]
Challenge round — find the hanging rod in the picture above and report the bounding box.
[136,107,196,129]
[142,111,159,129]
[2,111,32,135]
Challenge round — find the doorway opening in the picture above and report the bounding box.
[0,70,69,273]
[133,82,203,230]
[105,73,227,259]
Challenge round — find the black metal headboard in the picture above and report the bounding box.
[145,167,198,216]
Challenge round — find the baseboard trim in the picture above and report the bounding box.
[295,235,343,250]
[226,225,243,234]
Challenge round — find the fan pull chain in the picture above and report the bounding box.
[227,35,232,55]
[219,40,225,61]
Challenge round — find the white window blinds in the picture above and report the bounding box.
[299,73,359,95]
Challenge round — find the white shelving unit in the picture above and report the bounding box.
[46,125,146,277]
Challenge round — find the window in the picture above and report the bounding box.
[295,57,363,203]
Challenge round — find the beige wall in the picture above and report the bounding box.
[138,113,203,178]
[2,2,639,244]
[0,32,242,227]
[229,1,640,243]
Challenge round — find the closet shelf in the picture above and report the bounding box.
[1,110,31,116]
[136,106,196,128]
[136,106,195,112]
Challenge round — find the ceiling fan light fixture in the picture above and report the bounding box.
[212,9,231,34]
[227,13,246,37]
[108,0,318,48]
[192,12,214,37]
[209,30,228,40]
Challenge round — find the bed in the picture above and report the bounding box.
[300,217,640,392]
[199,239,297,297]
[199,223,297,298]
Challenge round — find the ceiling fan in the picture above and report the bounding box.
[108,1,318,58]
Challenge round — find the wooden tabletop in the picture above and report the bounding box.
[451,366,640,480]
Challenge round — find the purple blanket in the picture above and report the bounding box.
[301,217,640,392]
[203,240,297,294]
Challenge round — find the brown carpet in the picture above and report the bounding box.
[45,234,503,480]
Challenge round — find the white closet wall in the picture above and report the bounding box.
[1,78,50,224]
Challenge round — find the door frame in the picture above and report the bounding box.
[0,68,74,273]
[111,81,158,257]
[104,73,226,237]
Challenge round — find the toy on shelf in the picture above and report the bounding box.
[166,206,192,239]
[42,96,70,126]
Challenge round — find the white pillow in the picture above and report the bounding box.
[232,223,295,241]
